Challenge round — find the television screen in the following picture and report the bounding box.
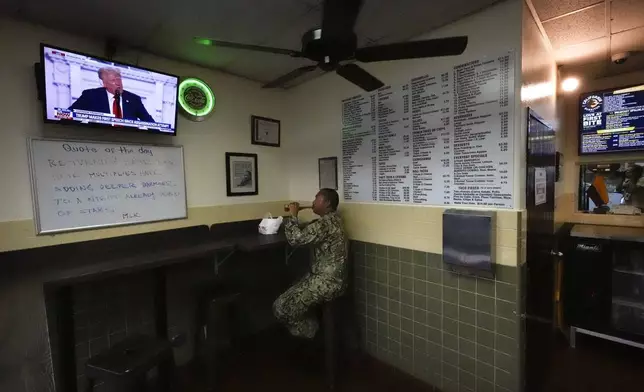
[580,84,644,154]
[41,44,179,135]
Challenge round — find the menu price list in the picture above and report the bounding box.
[377,84,412,203]
[342,52,515,208]
[342,94,377,202]
[580,133,610,153]
[582,131,644,153]
[411,71,453,205]
[452,55,514,208]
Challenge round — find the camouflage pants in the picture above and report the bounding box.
[273,272,344,339]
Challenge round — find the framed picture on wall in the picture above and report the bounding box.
[225,152,258,196]
[251,115,280,147]
[318,157,338,190]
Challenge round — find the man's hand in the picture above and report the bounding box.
[288,202,300,217]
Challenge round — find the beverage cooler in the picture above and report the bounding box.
[612,244,644,335]
[561,224,644,348]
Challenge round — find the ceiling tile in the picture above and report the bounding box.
[164,0,311,46]
[147,32,238,71]
[268,7,322,51]
[560,54,644,80]
[604,53,644,75]
[299,0,321,8]
[359,0,498,46]
[222,50,314,83]
[531,0,603,21]
[554,37,608,64]
[17,0,166,46]
[251,0,318,46]
[0,0,21,14]
[354,0,409,44]
[611,25,644,53]
[611,0,644,33]
[543,4,606,48]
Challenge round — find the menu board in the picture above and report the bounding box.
[342,53,515,208]
[580,86,644,154]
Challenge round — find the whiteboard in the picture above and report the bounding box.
[28,138,187,234]
[342,52,515,208]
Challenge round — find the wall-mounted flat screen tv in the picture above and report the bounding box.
[580,84,644,154]
[41,44,179,135]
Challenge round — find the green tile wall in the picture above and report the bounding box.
[352,241,520,392]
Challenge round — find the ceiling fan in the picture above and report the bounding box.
[194,0,468,92]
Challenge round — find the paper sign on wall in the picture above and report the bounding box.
[341,52,516,208]
[535,168,547,206]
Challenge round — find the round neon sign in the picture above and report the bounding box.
[178,77,215,122]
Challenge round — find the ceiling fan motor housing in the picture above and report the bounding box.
[301,28,357,70]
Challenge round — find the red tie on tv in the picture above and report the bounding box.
[113,97,122,119]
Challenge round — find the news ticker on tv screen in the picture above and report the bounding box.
[53,108,173,132]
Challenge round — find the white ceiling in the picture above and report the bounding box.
[528,0,644,76]
[0,0,501,87]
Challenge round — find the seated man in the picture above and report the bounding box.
[273,188,348,339]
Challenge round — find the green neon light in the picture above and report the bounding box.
[178,78,215,117]
[194,37,213,46]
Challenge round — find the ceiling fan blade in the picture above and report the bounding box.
[263,65,318,89]
[321,0,363,39]
[194,37,301,57]
[336,64,384,92]
[355,36,468,63]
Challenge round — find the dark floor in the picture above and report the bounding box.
[527,322,644,392]
[213,349,429,392]
[173,325,644,392]
[176,328,433,392]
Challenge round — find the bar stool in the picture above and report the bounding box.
[321,292,358,390]
[320,245,355,389]
[195,288,240,390]
[85,334,174,392]
[322,299,339,390]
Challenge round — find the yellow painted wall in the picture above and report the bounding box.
[0,201,287,252]
[2,3,529,263]
[342,205,521,266]
[290,1,527,267]
[556,69,644,227]
[0,19,290,253]
[298,204,522,266]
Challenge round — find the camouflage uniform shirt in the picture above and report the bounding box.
[285,211,348,284]
[273,211,348,338]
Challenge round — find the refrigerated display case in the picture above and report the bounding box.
[562,224,644,349]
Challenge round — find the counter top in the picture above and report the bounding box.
[571,224,644,243]
[44,239,236,287]
[235,233,287,252]
[43,233,288,287]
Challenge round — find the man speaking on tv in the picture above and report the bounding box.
[69,67,155,123]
